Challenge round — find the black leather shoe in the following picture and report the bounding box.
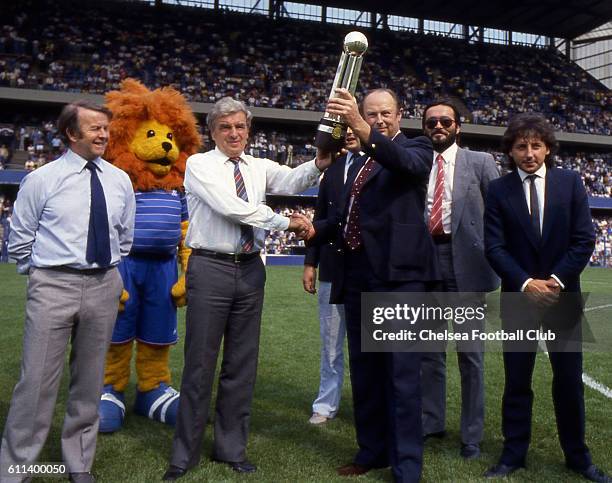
[423,430,446,441]
[69,473,95,483]
[162,465,187,481]
[571,464,612,483]
[484,463,524,478]
[460,443,481,459]
[214,459,257,473]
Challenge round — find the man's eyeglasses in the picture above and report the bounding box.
[425,117,456,130]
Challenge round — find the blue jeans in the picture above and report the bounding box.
[312,281,346,417]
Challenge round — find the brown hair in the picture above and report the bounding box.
[57,100,112,143]
[501,113,558,167]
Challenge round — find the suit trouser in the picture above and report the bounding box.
[343,248,425,483]
[170,254,265,470]
[312,281,346,418]
[0,267,122,483]
[421,240,485,444]
[500,348,592,470]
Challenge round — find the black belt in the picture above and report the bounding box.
[432,233,452,244]
[49,265,114,275]
[192,248,260,263]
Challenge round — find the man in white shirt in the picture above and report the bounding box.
[163,97,328,480]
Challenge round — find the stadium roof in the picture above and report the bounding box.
[305,0,612,39]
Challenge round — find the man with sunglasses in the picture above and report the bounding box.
[420,100,499,459]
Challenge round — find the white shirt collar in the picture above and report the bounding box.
[216,146,249,165]
[434,142,458,163]
[66,149,104,173]
[518,163,547,183]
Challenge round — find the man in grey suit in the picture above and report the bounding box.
[420,100,499,459]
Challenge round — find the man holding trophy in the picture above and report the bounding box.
[309,32,440,483]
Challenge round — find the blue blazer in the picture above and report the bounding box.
[484,167,594,294]
[312,130,441,302]
[304,152,354,282]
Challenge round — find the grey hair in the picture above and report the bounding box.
[206,97,253,132]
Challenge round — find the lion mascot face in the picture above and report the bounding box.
[104,78,201,190]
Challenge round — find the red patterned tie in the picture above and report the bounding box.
[344,157,376,250]
[230,158,255,252]
[429,154,445,236]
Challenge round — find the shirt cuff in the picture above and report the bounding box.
[16,259,31,275]
[520,278,533,292]
[273,215,290,231]
[550,274,565,290]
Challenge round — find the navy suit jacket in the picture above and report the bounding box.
[304,152,358,282]
[484,167,594,295]
[312,129,441,302]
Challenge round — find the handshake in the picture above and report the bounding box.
[288,212,315,241]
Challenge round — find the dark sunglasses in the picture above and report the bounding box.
[425,117,456,129]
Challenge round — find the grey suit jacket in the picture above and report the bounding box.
[449,147,500,292]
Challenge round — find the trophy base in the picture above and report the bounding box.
[315,118,346,153]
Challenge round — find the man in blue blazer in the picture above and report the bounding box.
[483,113,609,482]
[303,129,363,425]
[309,87,440,483]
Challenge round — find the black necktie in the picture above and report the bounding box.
[85,161,111,266]
[527,174,541,240]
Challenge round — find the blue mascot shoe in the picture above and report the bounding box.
[134,383,180,425]
[99,385,126,433]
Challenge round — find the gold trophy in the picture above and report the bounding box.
[315,31,368,153]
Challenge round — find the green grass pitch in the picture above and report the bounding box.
[0,265,610,482]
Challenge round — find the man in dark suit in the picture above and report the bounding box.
[420,100,499,458]
[483,113,609,482]
[303,129,363,425]
[308,87,440,483]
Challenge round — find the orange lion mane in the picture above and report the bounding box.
[105,78,201,192]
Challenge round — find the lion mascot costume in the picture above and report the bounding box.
[98,79,201,432]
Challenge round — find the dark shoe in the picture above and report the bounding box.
[484,463,524,478]
[571,464,612,483]
[213,459,257,473]
[69,473,95,483]
[460,443,481,459]
[337,463,371,476]
[423,430,446,441]
[162,465,187,481]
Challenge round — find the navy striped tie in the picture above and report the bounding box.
[230,158,255,253]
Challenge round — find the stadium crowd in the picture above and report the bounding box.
[591,216,612,266]
[2,119,609,198]
[0,0,610,135]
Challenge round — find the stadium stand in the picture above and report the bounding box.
[0,0,610,135]
[0,0,609,266]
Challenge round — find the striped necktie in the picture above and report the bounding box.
[230,158,255,253]
[429,154,445,236]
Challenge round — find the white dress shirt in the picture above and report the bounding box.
[8,149,136,273]
[425,142,458,235]
[185,147,320,254]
